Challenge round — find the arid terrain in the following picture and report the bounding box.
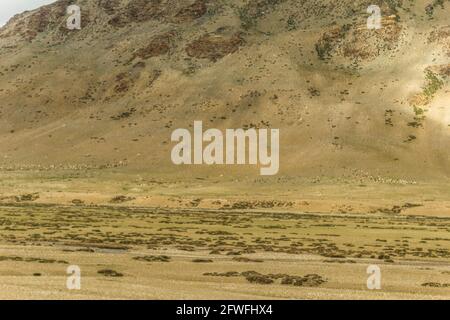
[0,0,449,299]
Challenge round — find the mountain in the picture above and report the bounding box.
[0,0,448,183]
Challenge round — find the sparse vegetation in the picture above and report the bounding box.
[423,70,444,99]
[133,255,171,263]
[109,195,135,203]
[98,269,124,277]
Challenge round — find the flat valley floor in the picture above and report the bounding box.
[0,171,449,299]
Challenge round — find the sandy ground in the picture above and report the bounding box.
[0,246,449,300]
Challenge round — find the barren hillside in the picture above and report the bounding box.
[0,0,449,182]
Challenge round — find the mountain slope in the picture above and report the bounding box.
[0,0,449,182]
